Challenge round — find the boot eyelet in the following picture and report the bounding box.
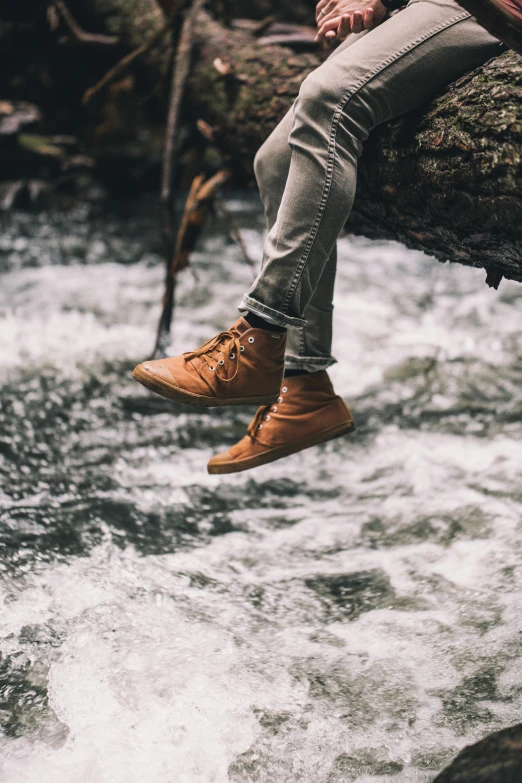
[209,366,215,372]
[265,415,270,421]
[272,406,277,412]
[278,396,283,403]
[282,386,288,393]
[230,353,236,359]
[219,360,225,366]
[240,345,245,352]
[258,424,263,429]
[248,337,255,344]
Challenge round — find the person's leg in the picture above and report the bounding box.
[240,0,503,329]
[253,108,338,373]
[207,369,355,474]
[252,29,370,373]
[206,88,355,475]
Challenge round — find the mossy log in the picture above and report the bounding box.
[57,1,522,283]
[186,12,522,284]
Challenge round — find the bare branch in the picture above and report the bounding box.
[54,0,118,45]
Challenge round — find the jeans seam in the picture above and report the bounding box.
[299,325,306,357]
[286,356,334,364]
[285,355,337,369]
[280,10,470,315]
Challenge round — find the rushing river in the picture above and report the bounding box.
[0,195,521,783]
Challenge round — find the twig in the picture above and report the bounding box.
[54,0,118,46]
[161,0,206,212]
[214,198,257,274]
[173,169,231,266]
[154,169,232,357]
[252,15,278,37]
[257,32,318,48]
[82,20,172,105]
[154,174,203,358]
[196,119,216,143]
[154,0,211,357]
[232,19,314,33]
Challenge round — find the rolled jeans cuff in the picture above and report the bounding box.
[239,295,306,328]
[285,353,338,372]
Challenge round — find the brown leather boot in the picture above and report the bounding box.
[207,371,355,474]
[132,317,286,408]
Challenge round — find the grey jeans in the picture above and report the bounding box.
[240,0,502,371]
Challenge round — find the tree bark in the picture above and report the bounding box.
[186,12,522,284]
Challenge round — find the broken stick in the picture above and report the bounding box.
[154,169,232,357]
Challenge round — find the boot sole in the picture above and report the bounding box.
[132,364,278,408]
[207,420,356,474]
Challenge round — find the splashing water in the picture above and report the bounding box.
[0,196,521,783]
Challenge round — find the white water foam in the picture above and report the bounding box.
[0,205,521,782]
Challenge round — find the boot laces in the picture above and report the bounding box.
[184,330,242,382]
[248,381,287,439]
[247,404,271,439]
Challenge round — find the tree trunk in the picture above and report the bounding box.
[187,12,522,284]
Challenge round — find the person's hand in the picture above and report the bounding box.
[315,0,387,41]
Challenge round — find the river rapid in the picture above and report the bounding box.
[0,196,521,783]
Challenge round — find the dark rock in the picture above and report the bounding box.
[304,569,395,621]
[433,723,522,783]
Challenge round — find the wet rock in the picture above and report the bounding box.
[0,653,68,746]
[433,723,522,783]
[304,569,395,621]
[328,752,403,781]
[435,667,499,735]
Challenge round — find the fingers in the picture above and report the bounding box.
[315,0,333,22]
[337,8,375,39]
[363,7,375,28]
[336,14,351,39]
[350,9,364,33]
[315,2,379,41]
[325,28,338,40]
[315,15,342,40]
